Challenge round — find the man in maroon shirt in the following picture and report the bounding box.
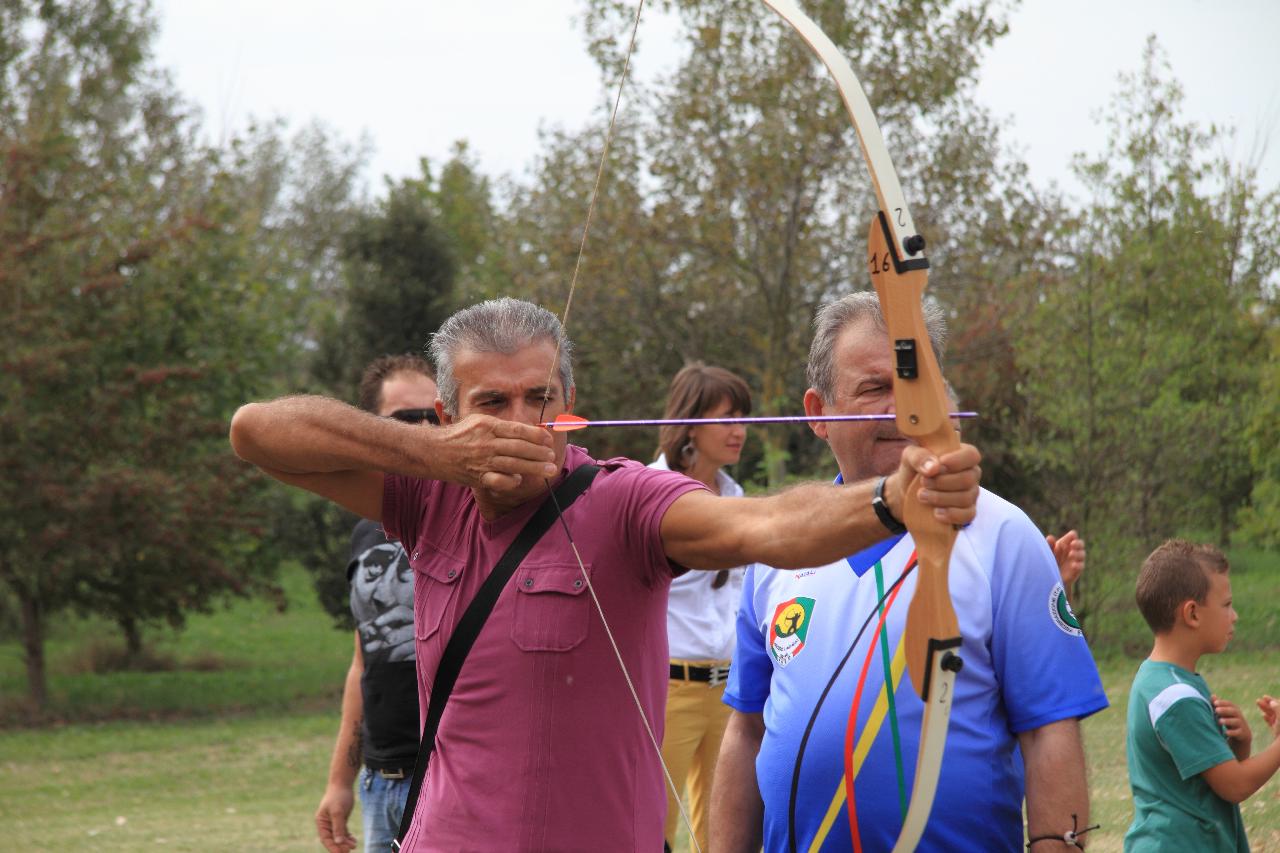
[231,297,980,851]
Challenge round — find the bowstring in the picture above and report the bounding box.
[534,2,703,850]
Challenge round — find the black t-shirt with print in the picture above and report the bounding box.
[347,518,420,771]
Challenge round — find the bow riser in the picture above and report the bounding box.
[867,214,962,700]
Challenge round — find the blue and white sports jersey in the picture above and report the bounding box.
[725,487,1108,852]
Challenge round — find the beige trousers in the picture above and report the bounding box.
[662,662,733,852]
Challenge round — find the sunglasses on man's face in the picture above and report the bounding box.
[388,408,439,425]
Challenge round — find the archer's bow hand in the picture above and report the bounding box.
[886,442,982,527]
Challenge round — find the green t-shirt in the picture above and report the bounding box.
[1123,659,1248,852]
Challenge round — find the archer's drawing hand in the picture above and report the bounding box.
[890,442,982,526]
[315,784,357,853]
[433,413,558,492]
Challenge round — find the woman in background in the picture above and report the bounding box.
[651,362,753,853]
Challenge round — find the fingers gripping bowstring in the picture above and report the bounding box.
[535,2,702,850]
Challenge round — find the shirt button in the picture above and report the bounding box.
[573,579,583,589]
[524,579,534,588]
[447,569,456,579]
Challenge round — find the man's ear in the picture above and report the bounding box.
[803,388,828,440]
[435,399,450,426]
[566,385,576,413]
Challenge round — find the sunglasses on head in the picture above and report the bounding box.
[389,408,439,425]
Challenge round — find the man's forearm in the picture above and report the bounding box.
[664,480,894,571]
[231,395,422,478]
[1202,736,1280,803]
[750,444,979,569]
[710,711,765,853]
[326,654,365,788]
[743,479,888,569]
[662,444,980,571]
[1020,719,1091,848]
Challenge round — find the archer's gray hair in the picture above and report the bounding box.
[805,291,948,402]
[429,298,574,416]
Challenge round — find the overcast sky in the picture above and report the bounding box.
[153,0,1280,203]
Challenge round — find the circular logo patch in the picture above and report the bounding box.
[1049,583,1082,637]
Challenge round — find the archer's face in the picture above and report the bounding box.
[444,340,574,494]
[803,318,910,484]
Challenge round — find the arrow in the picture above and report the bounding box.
[543,412,977,431]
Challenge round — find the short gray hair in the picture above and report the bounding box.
[805,291,948,401]
[429,298,574,416]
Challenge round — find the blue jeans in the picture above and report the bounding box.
[359,766,411,853]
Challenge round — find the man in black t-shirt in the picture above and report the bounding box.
[315,355,438,853]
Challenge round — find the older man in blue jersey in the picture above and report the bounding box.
[711,293,1108,852]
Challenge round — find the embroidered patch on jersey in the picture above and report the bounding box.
[769,596,815,666]
[1048,583,1082,636]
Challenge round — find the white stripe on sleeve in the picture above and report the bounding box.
[1148,682,1209,728]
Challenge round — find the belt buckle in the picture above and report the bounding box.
[708,664,730,686]
[378,768,406,780]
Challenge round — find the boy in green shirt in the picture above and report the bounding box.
[1125,539,1280,852]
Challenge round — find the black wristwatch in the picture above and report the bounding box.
[872,476,907,535]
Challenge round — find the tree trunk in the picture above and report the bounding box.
[121,616,143,659]
[19,593,47,710]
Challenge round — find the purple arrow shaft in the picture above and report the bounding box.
[543,412,977,429]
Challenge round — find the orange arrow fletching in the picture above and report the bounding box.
[549,413,591,432]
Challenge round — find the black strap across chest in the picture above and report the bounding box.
[392,463,600,850]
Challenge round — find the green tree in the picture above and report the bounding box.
[311,153,496,400]
[0,0,320,706]
[434,142,514,303]
[1233,280,1280,548]
[1011,40,1277,645]
[305,154,482,625]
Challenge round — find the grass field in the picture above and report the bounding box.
[2,563,1278,851]
[0,712,336,851]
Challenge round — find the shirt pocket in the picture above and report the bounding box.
[409,546,465,643]
[510,562,592,652]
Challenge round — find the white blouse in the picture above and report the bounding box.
[650,454,750,661]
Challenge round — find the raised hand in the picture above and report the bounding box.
[1257,694,1280,739]
[1047,530,1086,587]
[1213,694,1253,760]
